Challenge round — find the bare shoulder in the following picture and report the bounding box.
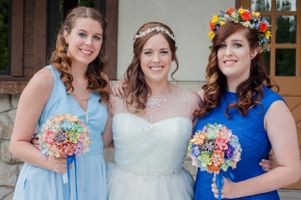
[26,67,54,92]
[175,86,201,106]
[31,67,53,85]
[267,100,289,115]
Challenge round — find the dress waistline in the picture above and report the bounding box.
[115,163,183,177]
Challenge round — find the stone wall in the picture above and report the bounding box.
[0,94,22,199]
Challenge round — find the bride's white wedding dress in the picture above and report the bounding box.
[107,86,200,200]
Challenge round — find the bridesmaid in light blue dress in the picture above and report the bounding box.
[10,7,110,200]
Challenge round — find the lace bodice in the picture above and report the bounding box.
[110,85,200,172]
[111,85,200,123]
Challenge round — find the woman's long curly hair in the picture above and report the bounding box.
[124,22,179,112]
[195,22,278,118]
[50,6,109,103]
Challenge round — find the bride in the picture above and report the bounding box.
[106,22,200,200]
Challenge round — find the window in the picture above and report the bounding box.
[0,0,10,75]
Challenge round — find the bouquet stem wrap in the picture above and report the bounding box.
[64,155,78,200]
[216,173,224,200]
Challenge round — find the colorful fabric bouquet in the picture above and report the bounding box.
[38,114,90,185]
[38,114,90,158]
[187,123,242,199]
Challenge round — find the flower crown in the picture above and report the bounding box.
[133,26,175,42]
[208,8,271,52]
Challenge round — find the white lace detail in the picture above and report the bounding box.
[111,85,200,123]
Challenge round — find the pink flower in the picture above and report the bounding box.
[215,137,228,151]
[211,150,225,167]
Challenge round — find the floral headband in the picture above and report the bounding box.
[208,8,271,52]
[133,26,175,42]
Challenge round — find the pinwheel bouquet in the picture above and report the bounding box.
[187,123,242,199]
[38,114,90,183]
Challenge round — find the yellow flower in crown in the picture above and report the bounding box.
[238,8,245,14]
[207,8,271,52]
[208,31,215,41]
[265,31,272,40]
[252,11,260,18]
[211,15,219,23]
[219,21,226,26]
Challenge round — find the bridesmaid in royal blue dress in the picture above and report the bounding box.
[10,7,111,200]
[194,8,300,200]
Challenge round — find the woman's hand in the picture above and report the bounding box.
[211,175,237,199]
[111,79,126,98]
[46,155,68,174]
[259,151,277,172]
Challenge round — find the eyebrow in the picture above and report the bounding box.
[231,39,244,43]
[143,48,170,51]
[78,29,102,36]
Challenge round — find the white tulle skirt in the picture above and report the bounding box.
[107,163,194,200]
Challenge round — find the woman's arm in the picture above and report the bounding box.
[9,68,67,173]
[102,108,113,148]
[212,100,301,199]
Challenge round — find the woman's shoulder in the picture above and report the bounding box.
[19,66,55,106]
[28,66,54,91]
[172,85,201,108]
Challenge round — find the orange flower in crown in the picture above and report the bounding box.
[208,8,271,52]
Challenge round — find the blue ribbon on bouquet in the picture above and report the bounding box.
[67,155,78,200]
[215,169,235,200]
[216,173,224,200]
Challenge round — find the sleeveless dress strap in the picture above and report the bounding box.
[262,87,285,114]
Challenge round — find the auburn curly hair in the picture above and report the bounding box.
[124,22,179,112]
[50,6,109,103]
[195,22,278,118]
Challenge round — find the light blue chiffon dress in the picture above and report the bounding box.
[13,65,108,200]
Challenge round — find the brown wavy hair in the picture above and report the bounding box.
[124,22,179,112]
[195,22,278,118]
[50,6,109,103]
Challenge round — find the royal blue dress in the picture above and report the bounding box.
[194,87,283,200]
[13,65,108,200]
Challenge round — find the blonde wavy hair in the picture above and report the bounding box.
[50,6,109,103]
